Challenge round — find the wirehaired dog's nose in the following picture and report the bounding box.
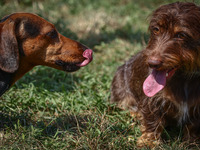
[147,59,162,69]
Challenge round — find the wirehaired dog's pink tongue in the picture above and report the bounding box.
[77,49,93,67]
[143,69,166,97]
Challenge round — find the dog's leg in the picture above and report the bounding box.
[137,119,164,148]
[136,102,165,148]
[183,122,200,143]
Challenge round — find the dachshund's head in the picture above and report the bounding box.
[0,13,93,84]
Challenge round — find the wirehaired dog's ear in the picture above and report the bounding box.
[0,19,19,73]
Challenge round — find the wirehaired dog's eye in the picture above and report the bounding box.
[175,32,187,40]
[152,27,159,35]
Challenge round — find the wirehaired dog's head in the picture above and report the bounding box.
[143,2,200,97]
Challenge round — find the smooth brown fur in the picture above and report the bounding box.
[111,2,200,148]
[0,13,92,96]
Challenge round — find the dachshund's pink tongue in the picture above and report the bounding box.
[143,69,166,97]
[77,49,93,67]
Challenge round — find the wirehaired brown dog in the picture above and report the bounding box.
[111,2,200,148]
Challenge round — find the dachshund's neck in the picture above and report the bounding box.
[11,57,34,85]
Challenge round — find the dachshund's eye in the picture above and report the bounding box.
[151,27,160,35]
[175,32,187,40]
[46,30,58,39]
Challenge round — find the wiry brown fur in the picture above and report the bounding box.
[111,2,200,148]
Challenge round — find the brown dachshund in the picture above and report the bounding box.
[0,13,93,96]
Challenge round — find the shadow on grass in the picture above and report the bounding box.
[14,66,82,93]
[80,23,149,49]
[0,110,88,137]
[0,106,132,140]
[0,105,198,149]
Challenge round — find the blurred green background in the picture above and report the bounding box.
[0,0,199,149]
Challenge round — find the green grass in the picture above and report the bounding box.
[0,0,200,149]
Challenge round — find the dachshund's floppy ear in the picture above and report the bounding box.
[0,19,19,73]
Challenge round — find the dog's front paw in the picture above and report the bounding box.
[137,133,161,148]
